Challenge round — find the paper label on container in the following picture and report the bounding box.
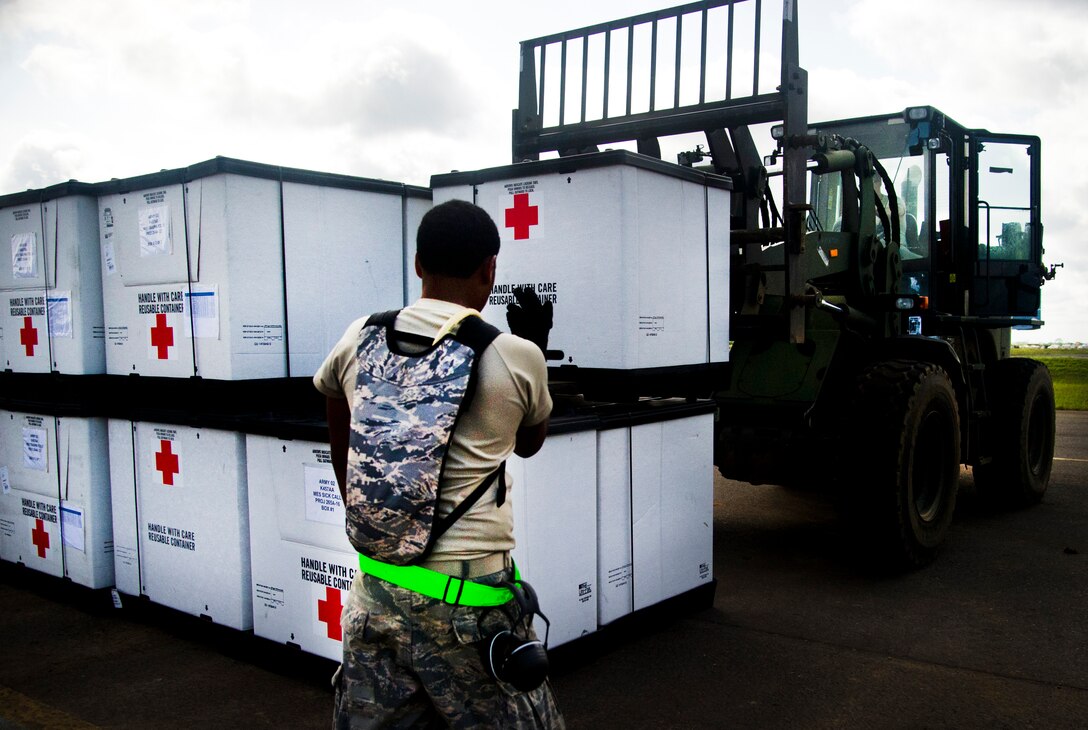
[102,230,117,276]
[304,464,345,525]
[0,465,10,494]
[61,504,85,552]
[183,286,219,339]
[11,232,37,278]
[47,291,73,338]
[23,427,47,471]
[138,203,171,256]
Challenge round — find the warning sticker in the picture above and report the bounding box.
[151,433,181,487]
[11,232,37,279]
[304,464,344,526]
[500,181,542,242]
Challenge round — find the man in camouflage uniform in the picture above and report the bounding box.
[315,200,564,728]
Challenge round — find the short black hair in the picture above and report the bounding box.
[416,200,500,278]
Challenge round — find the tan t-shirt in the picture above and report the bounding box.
[313,298,552,561]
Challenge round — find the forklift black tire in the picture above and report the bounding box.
[974,358,1055,507]
[850,360,960,571]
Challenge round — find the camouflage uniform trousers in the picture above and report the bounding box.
[333,569,565,729]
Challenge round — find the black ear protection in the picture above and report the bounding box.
[482,578,551,692]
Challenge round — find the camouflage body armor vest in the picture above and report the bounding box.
[345,309,504,565]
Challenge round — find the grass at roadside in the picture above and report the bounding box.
[1011,347,1088,410]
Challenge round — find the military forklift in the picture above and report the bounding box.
[510,0,1056,568]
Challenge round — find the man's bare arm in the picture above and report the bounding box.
[326,396,351,503]
[514,418,548,458]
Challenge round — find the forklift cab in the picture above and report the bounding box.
[808,107,1044,325]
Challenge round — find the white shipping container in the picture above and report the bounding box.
[0,184,104,374]
[629,408,715,611]
[509,427,598,648]
[245,432,355,661]
[108,419,251,629]
[0,410,113,588]
[431,151,731,372]
[596,425,633,626]
[98,158,427,380]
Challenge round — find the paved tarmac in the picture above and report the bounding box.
[2,412,1086,729]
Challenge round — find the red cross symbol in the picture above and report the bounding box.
[505,193,539,240]
[155,439,179,486]
[150,313,174,359]
[31,518,50,559]
[19,316,38,357]
[317,586,344,641]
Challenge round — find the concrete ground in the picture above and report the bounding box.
[2,412,1086,729]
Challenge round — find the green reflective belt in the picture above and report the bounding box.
[357,554,516,607]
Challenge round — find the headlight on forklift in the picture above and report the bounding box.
[771,124,785,140]
[906,106,929,121]
[894,295,929,311]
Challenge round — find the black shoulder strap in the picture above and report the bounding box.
[452,315,501,354]
[365,309,400,328]
[431,462,507,543]
[364,309,434,348]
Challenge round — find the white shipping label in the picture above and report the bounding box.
[183,286,219,339]
[499,180,544,243]
[138,204,172,257]
[102,230,117,276]
[23,427,48,471]
[11,232,37,278]
[61,504,85,552]
[47,291,73,338]
[0,465,10,494]
[304,464,345,525]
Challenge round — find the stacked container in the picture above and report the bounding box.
[0,182,114,589]
[104,157,429,630]
[431,151,727,644]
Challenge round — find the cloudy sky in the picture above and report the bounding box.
[2,0,1084,344]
